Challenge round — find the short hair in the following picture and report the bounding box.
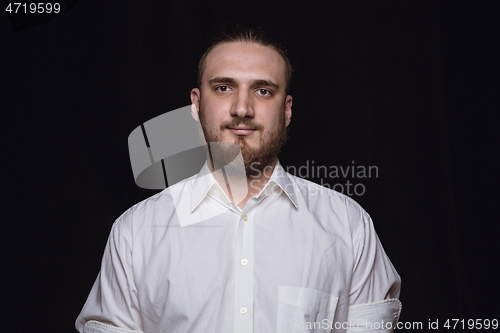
[197,26,293,95]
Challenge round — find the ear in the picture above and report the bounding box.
[284,95,292,127]
[190,88,201,121]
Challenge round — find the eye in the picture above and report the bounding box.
[257,89,272,96]
[215,85,231,92]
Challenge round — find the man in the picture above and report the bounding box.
[76,27,401,333]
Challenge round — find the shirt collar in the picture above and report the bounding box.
[190,159,298,212]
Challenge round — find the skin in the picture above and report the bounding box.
[190,42,292,209]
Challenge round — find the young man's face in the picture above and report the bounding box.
[191,42,292,176]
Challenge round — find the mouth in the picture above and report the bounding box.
[227,126,257,136]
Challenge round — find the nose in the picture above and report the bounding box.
[230,89,254,119]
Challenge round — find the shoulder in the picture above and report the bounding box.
[286,173,370,232]
[114,174,196,233]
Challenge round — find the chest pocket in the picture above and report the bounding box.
[276,286,339,333]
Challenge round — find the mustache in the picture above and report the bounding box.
[220,119,264,131]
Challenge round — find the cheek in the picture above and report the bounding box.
[203,104,228,123]
[264,113,284,129]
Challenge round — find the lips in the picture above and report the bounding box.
[227,126,257,136]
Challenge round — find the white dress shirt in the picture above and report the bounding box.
[76,160,401,333]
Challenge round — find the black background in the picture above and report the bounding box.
[2,1,499,332]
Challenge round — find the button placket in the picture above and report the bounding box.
[233,210,254,333]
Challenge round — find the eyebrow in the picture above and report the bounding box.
[208,77,280,91]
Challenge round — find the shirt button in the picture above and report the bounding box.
[243,215,248,221]
[240,307,247,315]
[241,259,248,266]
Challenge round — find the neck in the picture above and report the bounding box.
[246,159,277,197]
[207,156,277,209]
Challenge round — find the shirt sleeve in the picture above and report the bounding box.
[346,201,402,332]
[75,213,143,333]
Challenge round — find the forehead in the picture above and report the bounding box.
[203,42,286,86]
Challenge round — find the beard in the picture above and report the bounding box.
[199,106,289,179]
